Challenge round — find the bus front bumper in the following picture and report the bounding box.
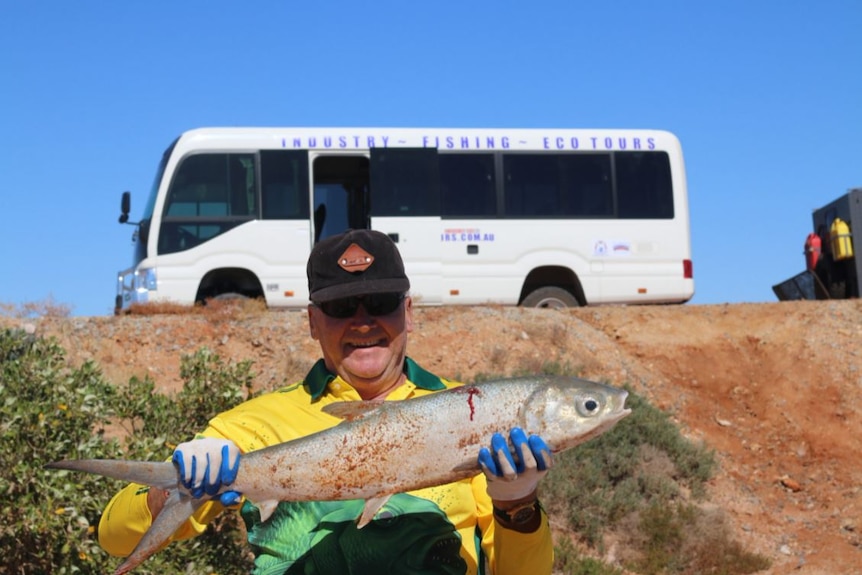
[115,267,156,312]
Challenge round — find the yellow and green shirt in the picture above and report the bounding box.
[98,358,553,574]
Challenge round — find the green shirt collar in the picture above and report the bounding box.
[304,357,446,400]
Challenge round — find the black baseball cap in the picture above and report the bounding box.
[307,229,410,302]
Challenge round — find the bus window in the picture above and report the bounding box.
[159,153,256,255]
[370,148,440,217]
[439,153,496,217]
[261,150,310,220]
[229,155,256,216]
[615,152,674,219]
[504,154,556,217]
[503,153,612,218]
[559,154,613,217]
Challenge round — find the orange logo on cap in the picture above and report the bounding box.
[338,243,374,272]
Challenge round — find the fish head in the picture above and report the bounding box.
[521,377,631,453]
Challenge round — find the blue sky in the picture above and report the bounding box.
[1,2,859,317]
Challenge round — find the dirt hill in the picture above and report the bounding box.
[11,300,862,574]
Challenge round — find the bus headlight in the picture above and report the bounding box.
[135,268,158,292]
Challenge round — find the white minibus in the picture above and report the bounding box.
[116,127,693,311]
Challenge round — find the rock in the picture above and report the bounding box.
[780,476,803,492]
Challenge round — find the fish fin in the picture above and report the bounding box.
[322,400,386,421]
[113,489,205,575]
[46,459,177,490]
[356,494,392,529]
[257,500,280,523]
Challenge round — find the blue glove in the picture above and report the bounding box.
[478,427,553,501]
[172,438,242,506]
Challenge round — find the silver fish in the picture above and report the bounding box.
[47,375,630,574]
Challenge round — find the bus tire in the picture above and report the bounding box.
[522,287,579,309]
[212,292,248,301]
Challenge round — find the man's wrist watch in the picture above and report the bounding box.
[492,499,541,525]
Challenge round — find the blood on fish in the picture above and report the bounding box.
[456,386,482,421]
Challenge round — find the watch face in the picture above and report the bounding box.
[494,501,539,524]
[512,506,536,523]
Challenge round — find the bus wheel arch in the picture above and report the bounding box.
[196,268,265,305]
[519,267,585,308]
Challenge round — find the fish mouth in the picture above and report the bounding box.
[589,389,630,425]
[609,390,631,423]
[608,390,632,424]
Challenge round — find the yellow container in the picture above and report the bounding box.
[831,218,854,261]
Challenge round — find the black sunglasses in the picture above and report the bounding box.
[313,292,405,319]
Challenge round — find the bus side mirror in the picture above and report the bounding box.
[119,191,131,224]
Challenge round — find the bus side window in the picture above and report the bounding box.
[370,149,440,217]
[229,155,256,216]
[260,150,310,220]
[440,153,496,217]
[504,153,615,218]
[503,154,558,217]
[560,154,612,217]
[615,152,674,219]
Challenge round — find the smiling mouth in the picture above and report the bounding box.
[347,339,387,349]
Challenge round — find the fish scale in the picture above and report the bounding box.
[47,375,630,575]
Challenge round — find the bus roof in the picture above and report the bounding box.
[174,127,682,154]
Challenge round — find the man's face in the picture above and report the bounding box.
[308,295,413,400]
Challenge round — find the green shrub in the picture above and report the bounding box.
[0,329,255,575]
[544,388,718,547]
[544,384,769,574]
[555,537,624,575]
[626,502,771,575]
[110,348,256,574]
[0,329,122,573]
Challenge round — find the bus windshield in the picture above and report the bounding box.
[132,141,175,265]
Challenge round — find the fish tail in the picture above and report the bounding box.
[113,490,206,574]
[46,459,205,574]
[45,459,177,490]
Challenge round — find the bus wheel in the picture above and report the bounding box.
[199,292,250,306]
[522,287,579,309]
[213,292,248,301]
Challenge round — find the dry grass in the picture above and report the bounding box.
[125,297,269,320]
[0,297,72,319]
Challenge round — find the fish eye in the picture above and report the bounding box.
[576,395,601,417]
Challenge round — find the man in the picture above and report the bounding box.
[99,229,554,574]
